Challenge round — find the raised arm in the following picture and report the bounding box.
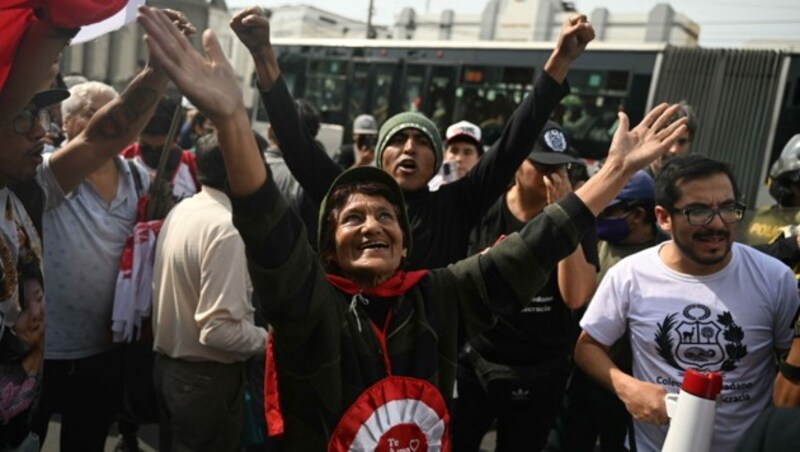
[545,167,598,308]
[230,6,280,91]
[231,7,341,205]
[458,104,685,333]
[141,7,332,340]
[138,6,263,196]
[48,9,196,194]
[576,104,686,215]
[455,15,594,218]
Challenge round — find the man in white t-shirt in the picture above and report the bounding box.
[576,155,800,452]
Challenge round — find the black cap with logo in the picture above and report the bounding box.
[527,121,580,166]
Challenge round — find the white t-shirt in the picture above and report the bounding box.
[581,242,799,452]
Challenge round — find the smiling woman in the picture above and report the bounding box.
[231,165,599,450]
[134,5,686,449]
[322,181,408,287]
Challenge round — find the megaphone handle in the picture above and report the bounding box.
[664,393,679,419]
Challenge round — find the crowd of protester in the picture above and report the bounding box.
[1,4,800,452]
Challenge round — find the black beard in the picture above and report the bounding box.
[673,228,732,267]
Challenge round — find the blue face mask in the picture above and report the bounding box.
[597,216,631,243]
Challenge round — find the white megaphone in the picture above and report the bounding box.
[662,369,723,452]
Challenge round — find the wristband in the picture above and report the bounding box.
[779,356,800,382]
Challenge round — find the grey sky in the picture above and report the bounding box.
[227,0,800,47]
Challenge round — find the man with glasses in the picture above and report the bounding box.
[575,155,800,451]
[453,122,598,451]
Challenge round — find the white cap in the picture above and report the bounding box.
[353,114,378,134]
[445,120,481,146]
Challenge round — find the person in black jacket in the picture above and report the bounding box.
[453,122,598,451]
[230,6,595,270]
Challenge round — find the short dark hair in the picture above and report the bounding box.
[195,132,266,190]
[296,99,320,138]
[194,134,226,190]
[655,155,740,209]
[319,181,406,273]
[143,97,179,137]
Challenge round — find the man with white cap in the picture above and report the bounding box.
[332,114,379,169]
[429,120,484,191]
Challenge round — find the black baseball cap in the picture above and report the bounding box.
[527,121,580,166]
[31,89,70,110]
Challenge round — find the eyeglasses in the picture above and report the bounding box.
[671,203,746,226]
[12,108,51,136]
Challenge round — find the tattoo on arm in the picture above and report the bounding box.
[88,87,159,141]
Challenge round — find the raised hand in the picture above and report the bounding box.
[354,144,375,167]
[144,8,196,74]
[555,15,595,62]
[231,6,281,89]
[544,15,594,83]
[607,103,687,175]
[138,6,242,122]
[163,8,197,36]
[544,167,572,205]
[230,6,272,55]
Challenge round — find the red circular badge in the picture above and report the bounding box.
[376,423,428,451]
[328,376,450,452]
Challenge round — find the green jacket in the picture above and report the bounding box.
[231,178,594,450]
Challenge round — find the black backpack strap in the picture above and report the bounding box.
[126,159,144,197]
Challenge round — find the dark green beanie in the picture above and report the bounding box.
[318,166,412,258]
[375,112,443,174]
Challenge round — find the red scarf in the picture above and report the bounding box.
[325,270,429,297]
[264,270,428,438]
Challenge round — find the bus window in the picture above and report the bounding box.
[424,66,456,133]
[347,62,371,132]
[553,69,630,159]
[453,66,534,146]
[401,65,426,114]
[305,59,348,123]
[372,64,395,125]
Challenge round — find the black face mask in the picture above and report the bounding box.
[139,142,181,172]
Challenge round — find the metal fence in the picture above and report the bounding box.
[650,46,788,206]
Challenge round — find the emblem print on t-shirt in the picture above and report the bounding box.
[654,304,748,372]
